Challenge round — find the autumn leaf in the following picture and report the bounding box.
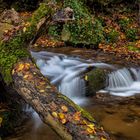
[24,63,30,70]
[61,105,68,112]
[0,117,3,127]
[23,27,27,32]
[84,75,88,81]
[52,112,58,118]
[86,127,94,134]
[59,113,65,119]
[87,124,95,130]
[17,63,24,71]
[39,89,45,93]
[101,137,107,140]
[61,118,67,124]
[73,111,81,121]
[12,69,15,75]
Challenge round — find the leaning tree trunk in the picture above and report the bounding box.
[0,1,111,140]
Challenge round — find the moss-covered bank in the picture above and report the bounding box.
[0,3,53,83]
[49,0,104,47]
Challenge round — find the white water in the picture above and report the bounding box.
[101,68,140,97]
[31,51,140,100]
[31,51,113,105]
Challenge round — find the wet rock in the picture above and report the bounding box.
[85,68,107,96]
[0,9,22,25]
[53,7,75,23]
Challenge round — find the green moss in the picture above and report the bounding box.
[118,18,131,31]
[126,44,140,52]
[0,3,52,84]
[0,38,29,83]
[118,18,138,41]
[58,94,95,122]
[63,0,90,19]
[106,29,119,43]
[62,19,104,46]
[63,0,104,46]
[125,28,138,41]
[49,0,104,46]
[48,25,62,38]
[86,69,107,96]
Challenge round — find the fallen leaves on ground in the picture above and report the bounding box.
[33,36,64,48]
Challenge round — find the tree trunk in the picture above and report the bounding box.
[0,1,111,140]
[12,59,110,140]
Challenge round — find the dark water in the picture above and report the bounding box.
[5,101,140,140]
[4,49,140,140]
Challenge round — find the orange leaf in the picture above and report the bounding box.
[73,111,81,121]
[59,113,65,119]
[61,118,67,124]
[17,64,24,71]
[61,105,68,112]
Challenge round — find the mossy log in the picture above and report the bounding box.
[0,1,111,140]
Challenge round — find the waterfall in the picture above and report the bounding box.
[31,51,113,105]
[31,51,140,100]
[102,68,140,97]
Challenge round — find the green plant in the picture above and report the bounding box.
[48,25,62,38]
[106,29,119,43]
[125,28,138,41]
[49,0,104,46]
[126,45,140,52]
[118,18,131,31]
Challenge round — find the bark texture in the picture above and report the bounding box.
[12,59,110,140]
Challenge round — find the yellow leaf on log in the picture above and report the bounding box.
[17,64,24,71]
[61,118,67,124]
[0,117,3,124]
[61,105,68,112]
[87,124,95,130]
[23,27,27,32]
[101,137,107,140]
[52,112,58,118]
[59,113,65,119]
[39,90,45,93]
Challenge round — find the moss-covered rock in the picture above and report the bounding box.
[85,68,107,96]
[48,0,104,47]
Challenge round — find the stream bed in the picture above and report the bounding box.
[4,48,140,140]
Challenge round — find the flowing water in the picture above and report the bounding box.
[5,51,140,140]
[31,51,140,99]
[31,51,114,104]
[100,68,140,97]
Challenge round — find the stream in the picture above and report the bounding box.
[5,50,140,140]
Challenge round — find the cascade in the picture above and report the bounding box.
[103,68,140,96]
[31,51,113,104]
[31,51,140,100]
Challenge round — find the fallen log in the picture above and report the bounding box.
[0,1,111,140]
